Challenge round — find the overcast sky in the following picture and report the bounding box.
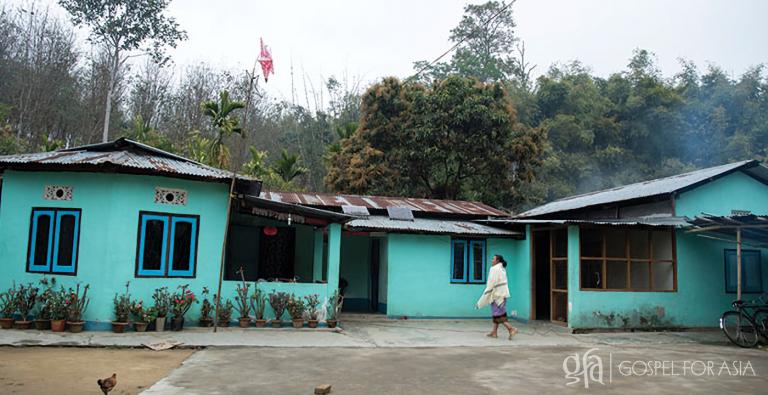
[13,0,768,103]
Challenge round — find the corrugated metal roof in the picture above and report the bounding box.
[346,216,521,236]
[0,138,258,184]
[483,216,691,228]
[260,191,508,217]
[518,160,763,218]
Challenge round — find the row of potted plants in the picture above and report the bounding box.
[111,282,196,333]
[0,277,90,333]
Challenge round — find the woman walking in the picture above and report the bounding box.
[476,255,518,339]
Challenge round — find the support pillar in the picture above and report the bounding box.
[313,228,324,282]
[326,223,342,296]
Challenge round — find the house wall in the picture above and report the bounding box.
[0,170,339,328]
[339,234,371,311]
[567,171,768,329]
[385,233,529,319]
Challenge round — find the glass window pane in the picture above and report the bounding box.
[630,261,650,290]
[605,230,627,258]
[629,230,650,259]
[580,229,602,257]
[142,219,165,271]
[606,261,628,289]
[581,259,603,288]
[172,221,193,272]
[652,261,674,291]
[471,242,484,281]
[553,229,567,258]
[56,214,76,266]
[743,251,763,293]
[725,251,738,293]
[553,260,568,290]
[652,231,673,260]
[33,214,52,266]
[452,242,465,280]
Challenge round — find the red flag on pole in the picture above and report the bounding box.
[258,38,274,82]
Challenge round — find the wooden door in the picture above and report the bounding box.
[550,229,568,324]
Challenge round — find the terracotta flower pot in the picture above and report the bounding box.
[326,319,338,328]
[0,317,14,329]
[133,322,148,332]
[15,320,32,330]
[155,316,167,332]
[254,319,267,328]
[67,321,85,333]
[34,319,51,330]
[111,321,129,333]
[51,319,66,332]
[308,320,319,328]
[217,319,230,328]
[171,316,185,331]
[199,317,213,327]
[291,319,304,329]
[271,320,282,328]
[238,317,251,328]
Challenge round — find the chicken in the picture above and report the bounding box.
[97,373,117,395]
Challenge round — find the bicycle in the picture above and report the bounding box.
[720,295,768,348]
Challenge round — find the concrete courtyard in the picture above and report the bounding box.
[0,318,766,394]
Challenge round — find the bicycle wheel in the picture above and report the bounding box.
[753,309,768,345]
[721,311,759,348]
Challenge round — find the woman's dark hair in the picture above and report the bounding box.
[494,254,507,268]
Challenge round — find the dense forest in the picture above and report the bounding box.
[0,1,766,211]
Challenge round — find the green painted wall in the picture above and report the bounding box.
[386,233,528,319]
[339,235,371,310]
[0,170,339,327]
[676,171,768,217]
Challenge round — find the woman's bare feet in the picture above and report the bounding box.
[507,327,518,340]
[486,332,498,338]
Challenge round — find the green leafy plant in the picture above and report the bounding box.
[171,284,196,318]
[0,288,17,319]
[251,288,267,320]
[327,290,344,321]
[234,272,251,319]
[15,283,39,321]
[268,291,289,321]
[65,283,89,322]
[113,282,132,323]
[304,294,320,321]
[35,277,57,320]
[131,301,156,324]
[216,297,233,324]
[47,287,68,320]
[199,287,213,320]
[152,287,171,318]
[286,294,306,321]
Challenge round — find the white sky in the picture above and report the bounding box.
[11,0,768,104]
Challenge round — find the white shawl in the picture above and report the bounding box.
[476,264,510,309]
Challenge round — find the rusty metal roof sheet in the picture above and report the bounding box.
[482,216,691,228]
[518,160,765,218]
[0,138,258,184]
[259,191,508,217]
[346,216,521,236]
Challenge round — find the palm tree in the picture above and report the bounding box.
[272,149,308,182]
[201,90,245,168]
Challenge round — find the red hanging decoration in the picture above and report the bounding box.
[258,38,274,82]
[263,226,278,236]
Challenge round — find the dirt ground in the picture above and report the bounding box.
[0,346,193,395]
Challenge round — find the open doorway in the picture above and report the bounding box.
[531,227,568,324]
[533,230,551,321]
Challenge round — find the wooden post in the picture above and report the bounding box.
[737,227,742,301]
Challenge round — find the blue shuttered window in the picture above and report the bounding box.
[451,239,486,284]
[725,249,763,294]
[27,208,81,275]
[136,211,198,278]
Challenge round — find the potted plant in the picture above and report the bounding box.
[170,284,196,331]
[234,280,252,328]
[268,291,289,328]
[48,287,67,332]
[198,287,213,327]
[0,287,16,329]
[287,294,306,328]
[65,283,89,333]
[304,294,321,328]
[326,290,344,329]
[15,283,39,329]
[152,287,171,332]
[216,296,233,327]
[112,282,132,333]
[34,277,56,330]
[251,288,267,327]
[131,301,154,333]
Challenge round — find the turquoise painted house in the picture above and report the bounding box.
[0,139,766,331]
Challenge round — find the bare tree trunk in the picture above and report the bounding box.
[102,47,120,143]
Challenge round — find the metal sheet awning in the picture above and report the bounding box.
[480,216,690,228]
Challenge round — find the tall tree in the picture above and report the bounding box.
[201,90,245,168]
[57,0,186,142]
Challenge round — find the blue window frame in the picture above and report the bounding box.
[27,208,81,275]
[451,239,486,284]
[725,249,763,294]
[136,211,199,278]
